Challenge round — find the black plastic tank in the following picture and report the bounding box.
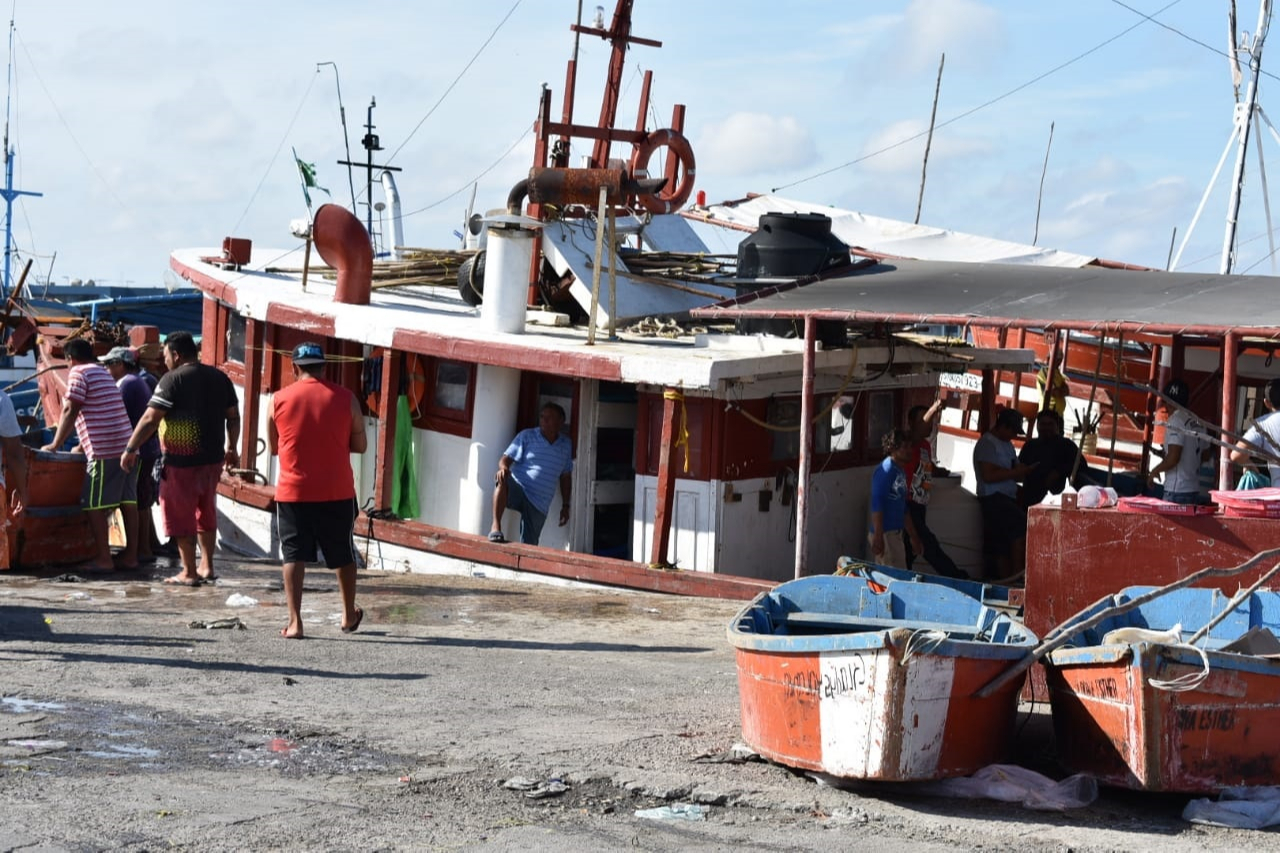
[736,212,850,278]
[735,212,849,344]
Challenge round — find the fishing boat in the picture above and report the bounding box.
[163,1,1031,595]
[726,574,1037,781]
[1043,584,1280,793]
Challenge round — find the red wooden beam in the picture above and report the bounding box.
[372,350,402,511]
[649,387,680,568]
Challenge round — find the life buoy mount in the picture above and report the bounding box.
[629,128,696,215]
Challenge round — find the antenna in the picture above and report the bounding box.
[317,61,358,214]
[0,12,39,300]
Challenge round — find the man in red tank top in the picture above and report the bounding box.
[268,342,368,639]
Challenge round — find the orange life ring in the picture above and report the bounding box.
[404,352,429,416]
[629,128,696,215]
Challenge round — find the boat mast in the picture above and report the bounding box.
[337,98,401,247]
[0,14,39,298]
[1222,0,1273,274]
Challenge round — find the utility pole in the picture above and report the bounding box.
[915,53,944,225]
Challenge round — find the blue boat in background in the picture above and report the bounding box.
[728,575,1036,781]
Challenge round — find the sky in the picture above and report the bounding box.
[3,0,1278,289]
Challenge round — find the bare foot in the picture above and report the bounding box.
[280,626,304,640]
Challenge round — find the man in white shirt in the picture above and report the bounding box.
[1230,378,1280,484]
[1146,378,1210,504]
[973,408,1037,580]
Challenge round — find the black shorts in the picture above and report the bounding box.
[979,493,1028,551]
[277,498,358,568]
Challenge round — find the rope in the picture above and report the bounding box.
[902,628,949,663]
[729,346,860,432]
[663,388,690,474]
[1147,643,1211,693]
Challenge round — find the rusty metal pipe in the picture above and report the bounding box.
[312,204,372,306]
[506,179,530,215]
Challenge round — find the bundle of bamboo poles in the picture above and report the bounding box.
[267,248,478,290]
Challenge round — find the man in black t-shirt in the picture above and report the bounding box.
[122,332,240,585]
[1018,409,1094,507]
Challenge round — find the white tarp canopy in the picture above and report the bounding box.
[693,194,1102,268]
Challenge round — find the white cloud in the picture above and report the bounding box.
[696,112,818,177]
[858,119,994,175]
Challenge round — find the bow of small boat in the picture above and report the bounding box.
[727,576,1038,781]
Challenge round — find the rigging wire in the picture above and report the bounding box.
[382,0,523,168]
[771,0,1184,193]
[228,71,320,236]
[397,120,534,220]
[1106,0,1280,83]
[14,28,130,217]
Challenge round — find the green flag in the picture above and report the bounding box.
[292,149,329,208]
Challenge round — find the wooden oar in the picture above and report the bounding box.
[972,546,1280,698]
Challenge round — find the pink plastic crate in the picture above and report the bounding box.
[1117,496,1217,516]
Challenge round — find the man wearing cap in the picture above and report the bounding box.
[269,342,367,639]
[973,408,1037,580]
[121,331,240,585]
[1145,378,1210,504]
[42,337,136,572]
[101,346,160,565]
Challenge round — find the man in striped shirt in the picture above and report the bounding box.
[42,337,136,572]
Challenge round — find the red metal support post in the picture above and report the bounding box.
[649,386,680,568]
[1141,341,1161,477]
[1221,331,1240,490]
[795,316,816,579]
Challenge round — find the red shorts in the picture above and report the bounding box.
[159,462,222,538]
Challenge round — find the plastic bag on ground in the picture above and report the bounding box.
[1184,786,1280,829]
[224,593,259,608]
[635,803,707,821]
[914,764,1098,811]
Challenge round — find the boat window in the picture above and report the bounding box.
[408,356,476,438]
[867,391,894,451]
[226,313,247,364]
[433,361,470,411]
[769,396,837,461]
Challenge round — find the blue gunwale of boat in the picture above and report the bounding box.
[726,575,1037,656]
[841,560,1015,610]
[1052,584,1280,646]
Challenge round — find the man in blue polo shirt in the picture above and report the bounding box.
[489,402,573,545]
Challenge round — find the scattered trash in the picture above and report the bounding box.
[63,591,92,601]
[525,779,568,800]
[187,617,247,630]
[693,742,761,764]
[502,776,539,791]
[635,803,707,821]
[224,593,259,608]
[49,573,83,583]
[282,677,298,686]
[1185,786,1280,829]
[399,775,413,783]
[268,738,296,754]
[910,764,1098,811]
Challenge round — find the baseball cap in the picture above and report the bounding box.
[995,407,1025,435]
[290,342,326,366]
[99,346,136,367]
[1163,378,1190,407]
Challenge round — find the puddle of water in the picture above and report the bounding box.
[2,697,66,713]
[7,739,69,751]
[83,744,160,759]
